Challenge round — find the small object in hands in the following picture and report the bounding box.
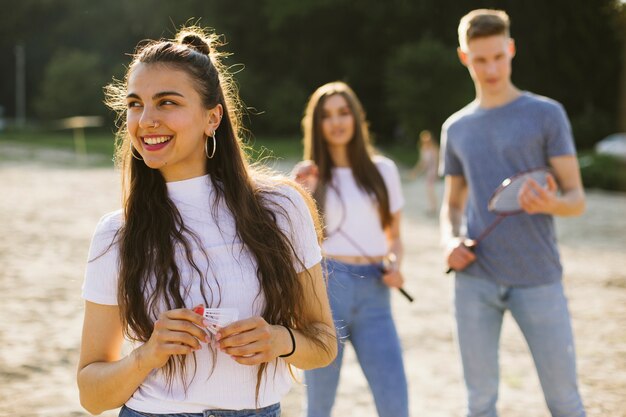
[383,253,415,303]
[193,306,239,335]
[446,168,550,274]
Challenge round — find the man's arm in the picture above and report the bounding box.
[440,175,476,271]
[518,155,585,217]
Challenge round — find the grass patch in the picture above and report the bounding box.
[243,135,303,162]
[0,130,434,180]
[0,129,116,158]
[377,143,418,168]
[0,130,304,163]
[578,151,626,192]
[11,131,623,194]
[245,135,419,168]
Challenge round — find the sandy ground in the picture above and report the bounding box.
[0,143,625,417]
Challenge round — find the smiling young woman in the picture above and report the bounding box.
[77,27,336,417]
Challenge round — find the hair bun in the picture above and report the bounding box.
[180,34,211,55]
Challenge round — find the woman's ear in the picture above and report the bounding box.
[205,104,223,136]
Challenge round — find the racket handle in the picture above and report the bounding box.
[379,264,414,302]
[398,287,414,303]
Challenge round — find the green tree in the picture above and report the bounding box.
[503,0,622,147]
[385,38,473,144]
[244,77,309,135]
[34,49,108,120]
[0,0,622,148]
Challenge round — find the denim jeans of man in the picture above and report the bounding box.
[119,403,280,417]
[455,272,586,417]
[304,259,409,417]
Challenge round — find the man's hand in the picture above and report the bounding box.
[445,237,476,271]
[518,173,558,215]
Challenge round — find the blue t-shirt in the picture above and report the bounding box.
[440,92,576,286]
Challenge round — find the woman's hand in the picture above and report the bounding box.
[381,252,404,288]
[134,306,209,371]
[382,266,405,288]
[216,317,293,365]
[291,160,319,193]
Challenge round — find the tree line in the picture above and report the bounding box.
[0,0,624,149]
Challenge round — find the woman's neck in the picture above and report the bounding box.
[328,146,350,167]
[160,166,208,183]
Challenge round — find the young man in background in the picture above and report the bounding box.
[439,9,586,417]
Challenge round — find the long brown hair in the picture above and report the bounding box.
[104,27,330,400]
[301,81,391,228]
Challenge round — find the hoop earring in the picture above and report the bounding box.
[205,132,216,159]
[130,142,143,160]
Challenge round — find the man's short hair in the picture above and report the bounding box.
[458,9,510,51]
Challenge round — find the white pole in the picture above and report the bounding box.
[15,42,26,129]
[617,5,626,132]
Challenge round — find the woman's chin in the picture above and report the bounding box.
[141,157,167,170]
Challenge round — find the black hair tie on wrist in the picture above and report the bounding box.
[279,325,296,358]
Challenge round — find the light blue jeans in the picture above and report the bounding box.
[119,403,280,417]
[455,272,585,417]
[304,259,409,417]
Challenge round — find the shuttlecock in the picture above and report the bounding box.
[193,306,239,335]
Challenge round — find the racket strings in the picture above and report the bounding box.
[489,170,548,213]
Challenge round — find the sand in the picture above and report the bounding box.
[0,143,624,417]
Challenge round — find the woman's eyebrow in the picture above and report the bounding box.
[125,91,185,99]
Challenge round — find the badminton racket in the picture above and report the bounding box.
[446,168,550,273]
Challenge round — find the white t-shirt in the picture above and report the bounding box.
[323,155,404,257]
[82,175,321,413]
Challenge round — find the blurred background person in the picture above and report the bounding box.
[293,81,409,417]
[407,129,439,214]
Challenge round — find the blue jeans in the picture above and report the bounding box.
[304,259,409,417]
[455,272,585,417]
[119,403,280,417]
